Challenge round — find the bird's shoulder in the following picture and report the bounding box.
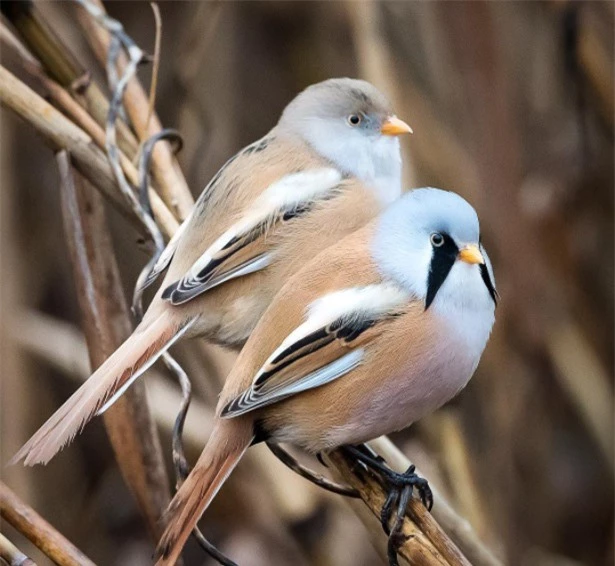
[193,130,332,217]
[217,223,392,404]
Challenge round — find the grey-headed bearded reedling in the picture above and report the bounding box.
[11,78,412,467]
[154,188,497,565]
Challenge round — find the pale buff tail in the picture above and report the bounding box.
[155,419,254,566]
[11,311,195,467]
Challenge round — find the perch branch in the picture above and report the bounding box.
[326,449,466,566]
[0,482,95,566]
[56,151,171,541]
[369,437,503,566]
[75,0,194,219]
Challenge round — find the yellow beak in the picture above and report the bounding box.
[380,116,413,136]
[458,244,485,265]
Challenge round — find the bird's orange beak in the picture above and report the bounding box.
[380,116,413,136]
[458,244,485,265]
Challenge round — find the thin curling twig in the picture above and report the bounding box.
[0,21,178,238]
[165,353,238,566]
[74,0,194,219]
[75,0,142,58]
[132,128,183,319]
[266,442,360,498]
[74,0,164,257]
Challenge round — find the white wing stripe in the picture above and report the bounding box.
[253,283,409,386]
[223,349,364,417]
[186,168,342,281]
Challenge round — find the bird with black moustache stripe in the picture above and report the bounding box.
[155,187,497,565]
[12,78,412,467]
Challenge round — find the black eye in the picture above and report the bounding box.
[347,114,362,126]
[430,233,444,247]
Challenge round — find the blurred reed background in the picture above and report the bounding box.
[0,2,612,565]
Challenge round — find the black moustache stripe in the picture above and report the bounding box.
[479,263,498,305]
[425,235,458,310]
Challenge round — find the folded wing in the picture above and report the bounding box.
[162,168,344,305]
[221,283,409,417]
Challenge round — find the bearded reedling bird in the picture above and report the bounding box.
[155,188,498,565]
[12,78,411,467]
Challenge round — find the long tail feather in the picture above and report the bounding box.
[155,420,253,566]
[11,312,195,467]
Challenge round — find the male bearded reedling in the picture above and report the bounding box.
[155,188,498,565]
[12,78,411,467]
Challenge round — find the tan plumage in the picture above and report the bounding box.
[155,189,497,564]
[11,310,190,466]
[13,78,410,466]
[156,419,253,566]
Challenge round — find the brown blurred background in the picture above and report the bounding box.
[1,2,613,565]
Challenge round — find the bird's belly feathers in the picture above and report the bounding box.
[266,315,481,452]
[329,354,475,447]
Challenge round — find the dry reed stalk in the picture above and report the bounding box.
[437,413,489,540]
[545,319,614,471]
[56,151,170,541]
[0,481,96,566]
[0,64,155,236]
[371,437,503,566]
[0,533,35,566]
[327,450,469,566]
[74,0,194,220]
[1,0,139,157]
[0,23,179,238]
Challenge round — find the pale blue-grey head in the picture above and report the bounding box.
[372,188,497,312]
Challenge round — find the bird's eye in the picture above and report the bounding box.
[430,233,444,247]
[347,114,362,126]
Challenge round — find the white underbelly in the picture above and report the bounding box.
[324,347,476,448]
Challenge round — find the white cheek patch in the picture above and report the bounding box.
[300,118,403,202]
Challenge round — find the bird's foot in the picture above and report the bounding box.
[342,445,433,566]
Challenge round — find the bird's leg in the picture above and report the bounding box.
[267,442,359,498]
[342,445,433,566]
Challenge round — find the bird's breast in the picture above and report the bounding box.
[265,307,481,452]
